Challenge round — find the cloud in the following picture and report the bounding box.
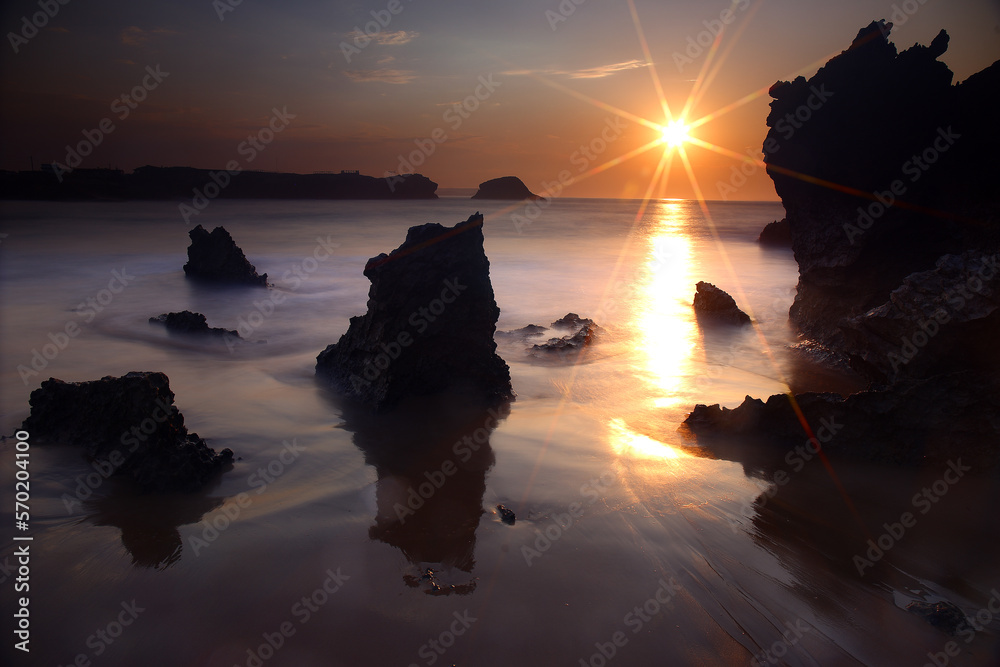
[376,55,396,65]
[120,26,176,47]
[503,59,650,80]
[567,59,650,78]
[343,69,417,84]
[346,29,418,46]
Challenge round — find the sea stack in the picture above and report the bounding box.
[471,176,544,201]
[316,212,514,411]
[22,371,234,492]
[693,282,751,325]
[183,225,268,286]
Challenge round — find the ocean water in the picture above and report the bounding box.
[1,199,998,666]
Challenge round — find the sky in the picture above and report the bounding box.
[1,0,999,200]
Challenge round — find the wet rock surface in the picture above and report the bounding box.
[23,371,234,492]
[693,282,751,326]
[526,313,603,359]
[316,212,513,411]
[496,504,516,525]
[183,225,268,286]
[149,310,239,339]
[530,322,600,357]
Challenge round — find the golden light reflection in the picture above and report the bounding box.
[608,418,682,460]
[634,202,699,409]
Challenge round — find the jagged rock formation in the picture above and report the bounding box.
[763,20,1000,369]
[693,282,751,326]
[550,313,596,330]
[687,22,1000,467]
[683,371,1000,467]
[149,311,239,339]
[530,324,599,357]
[758,219,791,246]
[183,225,267,286]
[530,314,602,357]
[316,212,513,411]
[471,176,544,201]
[22,371,233,492]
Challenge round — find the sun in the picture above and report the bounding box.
[659,119,692,148]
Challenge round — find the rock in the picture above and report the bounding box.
[22,371,234,492]
[496,504,516,525]
[702,21,1000,469]
[530,321,600,358]
[316,212,513,411]
[149,311,239,339]
[551,313,595,330]
[183,225,267,286]
[683,371,1000,466]
[763,20,1000,359]
[496,324,548,339]
[693,282,751,326]
[905,601,968,636]
[758,218,791,246]
[471,176,544,201]
[840,251,1000,383]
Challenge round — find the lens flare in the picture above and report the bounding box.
[660,119,691,148]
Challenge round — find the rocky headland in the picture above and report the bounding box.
[688,21,1000,467]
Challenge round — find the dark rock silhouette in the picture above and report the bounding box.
[687,22,1000,467]
[0,167,438,201]
[840,251,1000,384]
[471,176,544,201]
[183,225,267,286]
[149,310,239,339]
[496,504,516,525]
[316,212,514,411]
[23,371,234,492]
[693,282,751,326]
[757,218,791,246]
[763,20,1000,368]
[683,371,1000,467]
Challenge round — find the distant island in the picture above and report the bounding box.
[471,176,544,201]
[0,166,438,200]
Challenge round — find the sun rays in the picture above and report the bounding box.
[508,0,870,533]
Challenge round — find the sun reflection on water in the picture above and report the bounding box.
[608,418,683,461]
[633,201,699,410]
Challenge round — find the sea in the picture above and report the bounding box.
[1,198,998,666]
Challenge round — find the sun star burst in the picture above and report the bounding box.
[660,119,691,148]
